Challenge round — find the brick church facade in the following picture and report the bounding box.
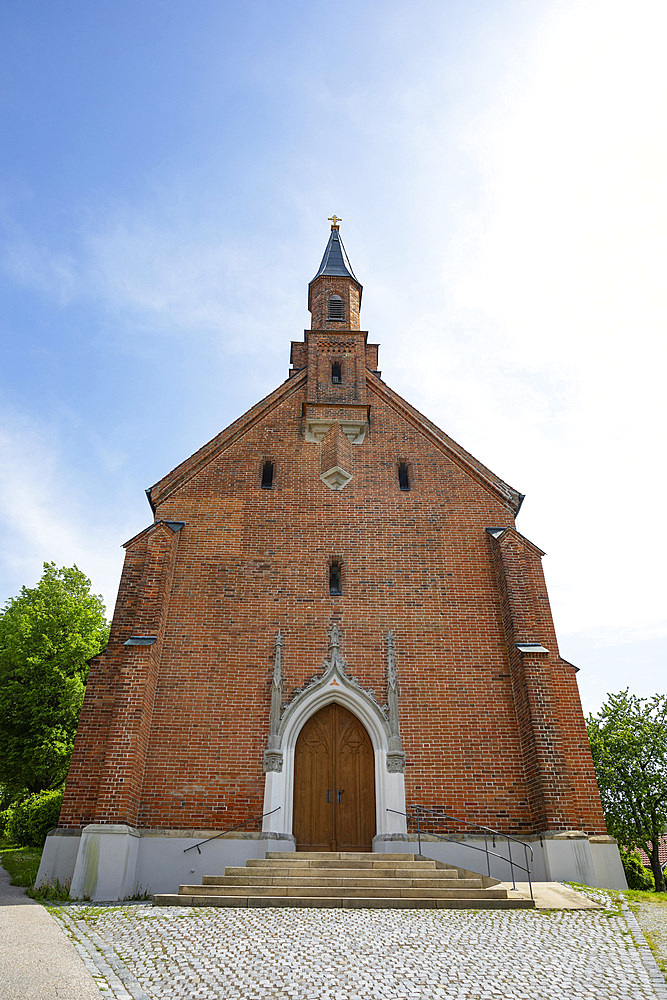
[38,222,624,898]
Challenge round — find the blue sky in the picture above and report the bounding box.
[1,0,665,715]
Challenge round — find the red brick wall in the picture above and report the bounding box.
[60,382,606,836]
[60,272,606,837]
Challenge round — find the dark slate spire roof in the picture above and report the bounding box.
[310,229,360,285]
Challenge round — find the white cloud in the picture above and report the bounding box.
[1,0,664,710]
[0,413,129,614]
[563,626,667,716]
[452,6,667,363]
[0,225,78,305]
[379,0,667,645]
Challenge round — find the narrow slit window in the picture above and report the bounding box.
[331,361,342,384]
[329,561,342,595]
[261,460,274,489]
[328,295,344,320]
[398,463,410,491]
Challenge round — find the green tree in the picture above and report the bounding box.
[0,563,108,798]
[587,690,667,892]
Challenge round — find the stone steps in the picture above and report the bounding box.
[203,875,482,889]
[217,865,460,879]
[266,851,414,861]
[244,859,445,871]
[176,883,509,898]
[154,893,533,909]
[152,851,535,910]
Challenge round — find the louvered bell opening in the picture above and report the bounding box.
[328,295,344,320]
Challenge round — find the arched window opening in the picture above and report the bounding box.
[261,460,274,489]
[328,295,344,320]
[329,560,342,595]
[331,361,342,384]
[398,462,410,491]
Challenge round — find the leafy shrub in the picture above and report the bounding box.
[0,806,11,837]
[620,846,655,890]
[0,784,16,811]
[5,789,63,847]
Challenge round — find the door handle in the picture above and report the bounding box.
[327,789,331,803]
[337,789,343,803]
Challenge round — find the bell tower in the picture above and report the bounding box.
[289,218,380,459]
[307,215,362,330]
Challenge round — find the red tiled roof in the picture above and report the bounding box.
[637,837,667,867]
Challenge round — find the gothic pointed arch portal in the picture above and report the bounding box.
[262,627,408,847]
[294,702,375,851]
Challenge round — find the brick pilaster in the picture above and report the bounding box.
[88,522,180,826]
[489,527,606,833]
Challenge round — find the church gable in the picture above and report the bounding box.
[147,356,522,526]
[50,221,615,903]
[147,220,521,523]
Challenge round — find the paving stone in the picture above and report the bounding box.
[50,898,667,1000]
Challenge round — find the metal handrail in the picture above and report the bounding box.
[387,806,533,900]
[183,807,281,854]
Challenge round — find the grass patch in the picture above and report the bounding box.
[0,835,70,901]
[565,882,667,908]
[0,835,42,888]
[642,930,667,976]
[622,889,667,907]
[28,879,71,902]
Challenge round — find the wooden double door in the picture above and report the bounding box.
[293,703,376,852]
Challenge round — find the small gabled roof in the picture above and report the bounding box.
[310,229,360,286]
[484,525,544,556]
[122,519,185,549]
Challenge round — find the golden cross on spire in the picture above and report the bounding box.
[328,214,342,231]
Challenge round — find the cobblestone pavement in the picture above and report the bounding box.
[49,898,667,1000]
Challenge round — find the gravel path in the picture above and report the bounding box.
[633,900,667,975]
[50,900,667,1000]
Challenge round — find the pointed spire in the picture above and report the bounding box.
[307,219,363,329]
[311,227,359,284]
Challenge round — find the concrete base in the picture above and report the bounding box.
[70,824,140,900]
[541,831,597,884]
[39,825,626,899]
[136,829,295,899]
[39,826,296,900]
[35,828,82,891]
[373,831,627,890]
[588,834,628,889]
